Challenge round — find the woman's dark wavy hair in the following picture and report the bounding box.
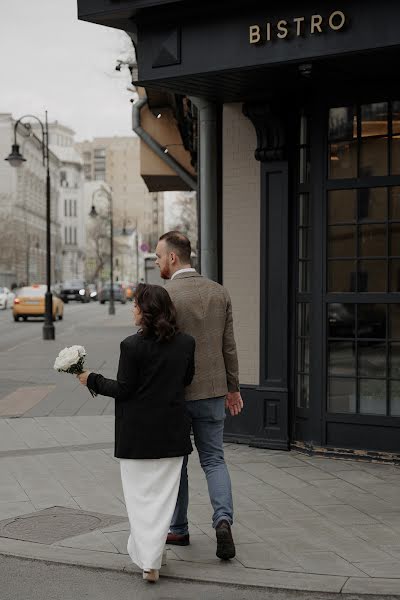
[133,283,179,342]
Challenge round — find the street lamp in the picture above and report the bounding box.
[5,112,55,340]
[90,186,115,315]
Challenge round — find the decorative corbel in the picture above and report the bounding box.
[243,103,286,162]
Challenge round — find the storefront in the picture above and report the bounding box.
[78,0,400,456]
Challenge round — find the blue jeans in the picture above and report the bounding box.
[170,397,233,534]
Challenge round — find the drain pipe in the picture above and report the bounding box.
[131,96,197,191]
[189,97,218,282]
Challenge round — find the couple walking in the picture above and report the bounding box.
[78,231,243,583]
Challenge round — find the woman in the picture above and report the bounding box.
[78,283,195,583]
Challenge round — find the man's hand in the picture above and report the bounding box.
[77,371,91,386]
[225,391,243,417]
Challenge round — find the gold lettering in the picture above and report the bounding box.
[329,10,346,31]
[293,16,305,36]
[310,14,323,34]
[277,19,288,39]
[266,22,271,42]
[249,25,261,44]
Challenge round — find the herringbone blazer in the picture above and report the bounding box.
[165,271,240,401]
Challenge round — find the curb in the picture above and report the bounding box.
[0,537,400,596]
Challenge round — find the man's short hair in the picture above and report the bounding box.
[159,231,191,264]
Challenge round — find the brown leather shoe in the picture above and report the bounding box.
[166,532,190,546]
[216,520,236,560]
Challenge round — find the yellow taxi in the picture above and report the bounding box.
[13,284,64,322]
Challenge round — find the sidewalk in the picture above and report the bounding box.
[0,415,400,596]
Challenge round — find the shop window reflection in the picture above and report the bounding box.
[328,378,356,413]
[359,379,387,415]
[390,381,400,416]
[358,341,386,377]
[328,304,355,338]
[328,260,356,293]
[390,259,400,292]
[357,304,386,339]
[328,226,356,258]
[358,187,387,222]
[328,189,356,223]
[328,341,356,376]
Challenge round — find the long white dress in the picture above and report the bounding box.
[120,456,184,570]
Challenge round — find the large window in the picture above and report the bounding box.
[326,100,400,418]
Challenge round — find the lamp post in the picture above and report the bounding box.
[5,112,55,340]
[90,186,115,315]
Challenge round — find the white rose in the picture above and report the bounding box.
[54,345,86,371]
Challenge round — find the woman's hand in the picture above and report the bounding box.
[77,371,91,386]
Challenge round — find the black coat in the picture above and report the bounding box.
[87,332,195,459]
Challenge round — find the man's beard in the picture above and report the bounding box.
[160,265,171,280]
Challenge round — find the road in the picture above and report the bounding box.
[0,301,135,416]
[0,301,95,353]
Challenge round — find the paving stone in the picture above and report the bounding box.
[283,466,336,482]
[235,542,304,572]
[102,530,128,554]
[335,469,388,488]
[0,421,28,451]
[55,529,119,553]
[5,417,58,448]
[314,504,378,525]
[283,486,345,507]
[353,560,400,578]
[73,493,127,517]
[293,551,368,577]
[0,501,35,520]
[264,499,320,521]
[169,533,231,565]
[197,522,264,544]
[351,523,400,545]
[328,538,395,563]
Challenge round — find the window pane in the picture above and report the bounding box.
[328,341,356,375]
[358,260,387,292]
[390,260,400,292]
[359,379,387,415]
[358,341,386,377]
[299,227,311,259]
[358,304,387,339]
[329,141,357,179]
[329,107,357,141]
[390,224,400,256]
[389,342,400,378]
[390,381,400,416]
[328,260,356,292]
[328,378,356,413]
[390,187,400,220]
[328,304,355,338]
[298,303,310,337]
[358,187,387,222]
[360,137,388,177]
[328,189,356,224]
[392,101,400,135]
[299,194,310,226]
[391,136,400,175]
[359,224,386,257]
[328,226,356,258]
[297,375,310,409]
[298,260,311,292]
[361,102,388,137]
[297,338,310,373]
[390,304,400,339]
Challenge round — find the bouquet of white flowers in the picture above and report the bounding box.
[54,345,97,397]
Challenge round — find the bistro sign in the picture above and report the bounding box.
[249,10,346,44]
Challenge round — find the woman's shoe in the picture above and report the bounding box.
[142,569,159,583]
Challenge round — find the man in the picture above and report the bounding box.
[155,231,243,561]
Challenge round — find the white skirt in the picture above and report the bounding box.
[120,456,183,570]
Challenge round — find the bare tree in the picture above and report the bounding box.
[170,192,198,248]
[86,210,124,283]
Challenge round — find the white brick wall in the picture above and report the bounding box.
[223,103,260,385]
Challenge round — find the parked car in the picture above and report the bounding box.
[120,282,136,301]
[13,284,64,322]
[59,280,90,303]
[87,284,98,301]
[0,287,15,309]
[98,283,126,304]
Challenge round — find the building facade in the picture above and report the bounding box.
[0,113,61,287]
[48,122,86,282]
[75,135,164,252]
[78,0,400,456]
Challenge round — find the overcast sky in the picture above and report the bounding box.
[0,0,135,141]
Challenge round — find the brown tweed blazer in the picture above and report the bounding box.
[165,271,240,401]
